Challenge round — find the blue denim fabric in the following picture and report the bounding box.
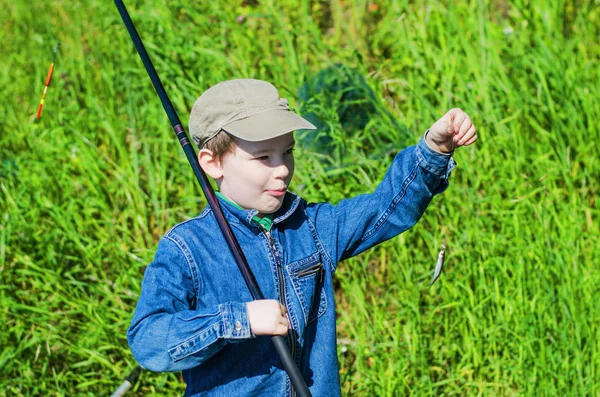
[127,137,455,396]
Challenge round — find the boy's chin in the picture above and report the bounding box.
[258,198,284,216]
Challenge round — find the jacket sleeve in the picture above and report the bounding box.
[305,136,455,272]
[127,235,253,372]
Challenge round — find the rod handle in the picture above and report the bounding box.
[272,335,312,397]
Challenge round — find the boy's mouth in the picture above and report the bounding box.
[266,188,287,197]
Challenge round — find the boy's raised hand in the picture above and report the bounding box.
[246,300,290,336]
[426,108,478,153]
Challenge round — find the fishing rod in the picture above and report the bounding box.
[113,1,312,396]
[110,365,142,397]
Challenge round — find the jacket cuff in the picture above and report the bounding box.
[219,302,253,339]
[417,132,456,180]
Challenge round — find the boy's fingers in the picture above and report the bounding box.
[458,116,472,137]
[277,324,289,335]
[458,125,477,146]
[463,134,478,146]
[446,107,462,121]
[278,316,290,335]
[451,112,466,135]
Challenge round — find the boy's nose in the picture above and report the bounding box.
[273,163,290,179]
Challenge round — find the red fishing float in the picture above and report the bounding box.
[36,42,60,119]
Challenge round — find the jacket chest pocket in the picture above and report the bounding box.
[287,253,327,325]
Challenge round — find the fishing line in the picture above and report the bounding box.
[429,130,455,287]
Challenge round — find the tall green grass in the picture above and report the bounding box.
[1,0,598,395]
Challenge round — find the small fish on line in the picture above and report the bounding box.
[429,245,446,286]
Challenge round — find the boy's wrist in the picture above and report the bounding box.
[417,133,456,178]
[424,129,454,154]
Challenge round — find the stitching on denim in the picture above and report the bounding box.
[168,321,220,362]
[271,230,289,309]
[207,202,244,226]
[241,303,251,338]
[284,373,291,397]
[305,212,330,318]
[162,207,213,245]
[286,286,299,333]
[417,141,450,176]
[198,207,210,218]
[224,303,250,339]
[305,211,336,274]
[166,208,211,235]
[165,233,200,300]
[287,252,321,274]
[245,210,258,224]
[354,158,420,248]
[416,143,436,174]
[220,303,230,338]
[317,289,327,318]
[273,193,301,224]
[287,253,320,324]
[294,277,326,324]
[309,287,327,323]
[259,230,280,297]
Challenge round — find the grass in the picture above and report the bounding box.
[1,0,599,395]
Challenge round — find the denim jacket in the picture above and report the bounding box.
[127,137,455,396]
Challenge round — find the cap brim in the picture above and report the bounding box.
[222,109,316,142]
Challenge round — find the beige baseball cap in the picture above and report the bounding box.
[189,79,316,148]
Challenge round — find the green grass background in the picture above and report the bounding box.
[1,0,599,395]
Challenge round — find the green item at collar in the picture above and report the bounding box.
[216,192,274,231]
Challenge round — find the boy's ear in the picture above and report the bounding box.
[198,148,223,179]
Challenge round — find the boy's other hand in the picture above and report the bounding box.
[246,300,290,336]
[426,108,478,153]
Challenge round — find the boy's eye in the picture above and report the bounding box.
[255,155,269,161]
[285,148,295,155]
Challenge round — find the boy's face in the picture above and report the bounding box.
[218,132,295,216]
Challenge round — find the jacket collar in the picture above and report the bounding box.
[214,192,301,229]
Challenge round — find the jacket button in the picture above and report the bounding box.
[235,321,242,331]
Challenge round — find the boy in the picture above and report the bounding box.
[127,79,477,396]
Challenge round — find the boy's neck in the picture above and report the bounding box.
[215,191,273,231]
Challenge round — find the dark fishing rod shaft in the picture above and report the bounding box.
[114,2,311,396]
[110,365,142,397]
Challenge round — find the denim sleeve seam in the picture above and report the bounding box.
[353,158,420,248]
[305,213,335,274]
[164,233,200,302]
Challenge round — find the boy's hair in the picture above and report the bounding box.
[203,130,236,162]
